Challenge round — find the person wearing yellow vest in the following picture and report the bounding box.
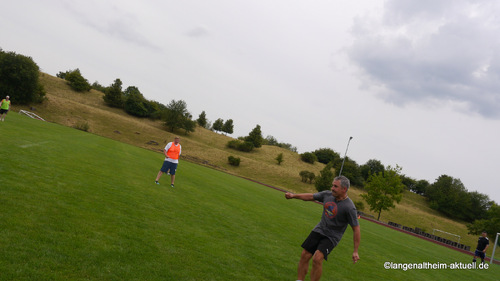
[155,136,182,187]
[0,96,11,122]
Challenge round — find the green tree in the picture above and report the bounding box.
[213,118,224,132]
[197,111,208,128]
[275,153,284,165]
[315,164,334,191]
[148,101,166,120]
[0,49,45,104]
[400,175,417,191]
[164,99,191,132]
[245,125,263,148]
[103,78,124,108]
[412,179,429,196]
[182,113,197,135]
[265,135,278,146]
[65,68,91,92]
[360,159,385,181]
[425,175,472,221]
[334,157,363,187]
[300,152,317,164]
[467,203,500,236]
[91,81,106,92]
[222,119,234,135]
[56,70,69,79]
[124,87,149,117]
[361,165,405,220]
[313,148,340,165]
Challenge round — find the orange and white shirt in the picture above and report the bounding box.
[164,142,181,163]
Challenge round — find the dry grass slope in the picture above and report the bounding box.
[11,72,491,255]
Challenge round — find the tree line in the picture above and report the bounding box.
[298,147,498,235]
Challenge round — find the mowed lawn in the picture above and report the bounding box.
[0,113,498,281]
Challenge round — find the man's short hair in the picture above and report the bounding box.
[334,176,350,190]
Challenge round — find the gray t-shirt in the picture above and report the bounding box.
[312,191,359,246]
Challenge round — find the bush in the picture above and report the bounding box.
[73,121,90,132]
[313,148,340,165]
[353,200,365,211]
[65,69,91,92]
[228,156,241,166]
[299,171,315,183]
[300,152,317,164]
[227,140,254,152]
[275,153,284,165]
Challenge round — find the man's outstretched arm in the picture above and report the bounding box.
[285,192,314,201]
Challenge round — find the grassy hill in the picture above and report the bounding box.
[9,73,498,259]
[1,113,499,280]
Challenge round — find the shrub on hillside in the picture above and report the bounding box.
[65,69,91,92]
[299,170,315,183]
[228,156,241,166]
[227,140,254,152]
[300,152,317,164]
[275,153,284,165]
[74,121,90,132]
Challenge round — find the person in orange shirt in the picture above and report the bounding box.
[155,136,181,187]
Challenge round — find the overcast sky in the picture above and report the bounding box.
[2,0,500,204]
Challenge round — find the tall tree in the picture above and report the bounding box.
[212,118,224,132]
[182,112,197,135]
[412,179,429,195]
[425,175,471,221]
[197,111,208,128]
[124,86,149,117]
[467,203,500,236]
[103,78,124,108]
[245,124,263,148]
[360,159,385,181]
[334,157,363,187]
[361,165,405,220]
[164,99,190,132]
[315,163,334,192]
[222,119,234,135]
[0,49,45,104]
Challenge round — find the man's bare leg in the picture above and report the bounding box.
[298,249,312,281]
[310,250,324,281]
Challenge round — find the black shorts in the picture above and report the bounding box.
[0,109,8,114]
[160,161,178,175]
[474,249,486,259]
[301,231,335,261]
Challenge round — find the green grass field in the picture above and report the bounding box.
[0,113,498,280]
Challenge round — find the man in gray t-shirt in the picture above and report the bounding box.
[285,176,360,281]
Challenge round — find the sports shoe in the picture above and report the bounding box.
[170,184,174,188]
[155,181,159,185]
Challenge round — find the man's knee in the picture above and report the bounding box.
[312,251,324,265]
[300,249,313,261]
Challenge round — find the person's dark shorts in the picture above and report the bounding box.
[301,231,335,261]
[160,161,178,175]
[0,109,8,114]
[475,249,486,259]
